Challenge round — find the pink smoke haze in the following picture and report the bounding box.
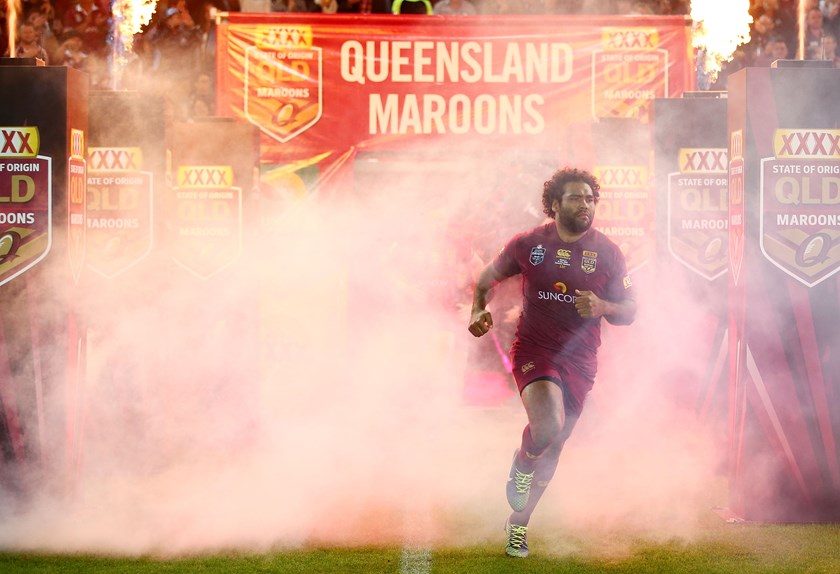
[0,142,733,559]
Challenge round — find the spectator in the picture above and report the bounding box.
[337,0,390,12]
[314,0,338,11]
[753,33,790,66]
[7,22,49,61]
[271,0,316,10]
[803,7,826,58]
[752,0,797,56]
[186,71,215,115]
[434,0,477,15]
[817,32,840,65]
[744,13,776,64]
[148,7,202,71]
[55,29,88,69]
[824,0,840,40]
[26,7,59,59]
[63,0,110,56]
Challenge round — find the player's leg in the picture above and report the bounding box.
[509,409,580,527]
[504,379,565,558]
[505,380,579,558]
[507,379,567,507]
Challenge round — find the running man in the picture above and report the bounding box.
[468,167,636,558]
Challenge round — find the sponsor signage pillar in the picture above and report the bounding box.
[652,95,729,441]
[75,92,166,471]
[165,119,261,450]
[0,64,88,486]
[576,117,655,385]
[727,65,840,522]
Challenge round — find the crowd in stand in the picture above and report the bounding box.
[711,0,840,87]
[2,0,839,114]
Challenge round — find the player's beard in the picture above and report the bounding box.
[558,209,593,234]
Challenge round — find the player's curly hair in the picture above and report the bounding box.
[541,168,601,218]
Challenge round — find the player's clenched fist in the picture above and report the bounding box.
[468,309,494,337]
[574,289,605,319]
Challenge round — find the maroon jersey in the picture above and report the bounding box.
[491,222,634,378]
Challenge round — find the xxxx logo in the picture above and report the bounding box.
[594,166,648,188]
[602,28,659,49]
[680,148,728,174]
[88,147,141,171]
[177,166,233,189]
[0,127,39,157]
[257,25,312,50]
[774,129,840,159]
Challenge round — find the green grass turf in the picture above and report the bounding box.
[1,523,838,573]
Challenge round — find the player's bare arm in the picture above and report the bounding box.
[573,290,636,325]
[468,263,507,337]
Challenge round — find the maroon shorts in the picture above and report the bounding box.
[510,347,595,417]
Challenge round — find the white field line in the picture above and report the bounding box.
[400,548,431,574]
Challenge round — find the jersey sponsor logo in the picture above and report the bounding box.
[623,274,632,289]
[581,249,598,273]
[537,290,576,303]
[553,281,567,293]
[529,244,546,265]
[554,248,571,267]
[521,361,535,374]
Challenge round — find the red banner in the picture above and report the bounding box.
[217,14,694,187]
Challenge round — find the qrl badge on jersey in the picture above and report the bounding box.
[529,245,546,266]
[0,126,52,288]
[759,129,840,288]
[581,250,598,274]
[244,25,323,143]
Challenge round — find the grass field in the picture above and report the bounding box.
[2,520,839,573]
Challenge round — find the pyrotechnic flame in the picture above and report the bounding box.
[691,0,752,84]
[111,0,157,88]
[6,0,21,57]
